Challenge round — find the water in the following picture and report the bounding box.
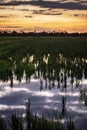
[0,77,87,130]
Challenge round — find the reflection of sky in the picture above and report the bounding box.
[0,80,87,130]
[0,0,87,32]
[0,79,87,129]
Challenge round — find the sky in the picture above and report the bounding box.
[0,0,87,32]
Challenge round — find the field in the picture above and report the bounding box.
[0,36,87,60]
[0,36,87,130]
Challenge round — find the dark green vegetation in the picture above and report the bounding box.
[0,36,87,59]
[0,36,87,130]
[0,36,87,86]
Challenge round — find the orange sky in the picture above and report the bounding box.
[0,0,87,32]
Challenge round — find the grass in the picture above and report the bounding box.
[0,36,87,60]
[0,36,85,130]
[0,99,77,130]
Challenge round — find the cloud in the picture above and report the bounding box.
[0,0,11,3]
[31,1,87,10]
[0,7,7,9]
[74,14,87,18]
[32,9,62,15]
[79,0,87,5]
[25,16,33,18]
[0,1,87,10]
[0,25,22,28]
[0,6,15,10]
[18,8,29,11]
[0,16,8,18]
[0,14,17,19]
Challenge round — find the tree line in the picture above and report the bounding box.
[0,31,87,37]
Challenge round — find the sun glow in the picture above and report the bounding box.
[0,2,87,32]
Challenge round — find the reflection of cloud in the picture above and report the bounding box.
[0,85,30,98]
[32,91,54,97]
[0,78,87,129]
[68,106,87,114]
[0,104,25,111]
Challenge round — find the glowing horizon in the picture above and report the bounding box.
[0,0,87,33]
